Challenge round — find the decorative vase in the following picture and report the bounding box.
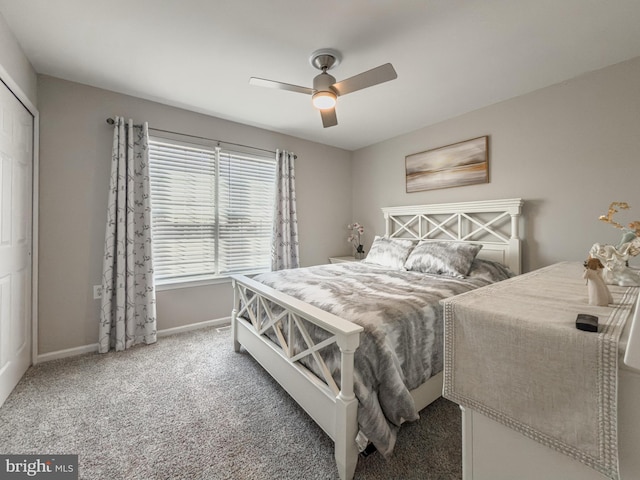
[354,245,365,260]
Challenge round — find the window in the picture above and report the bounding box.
[148,138,276,285]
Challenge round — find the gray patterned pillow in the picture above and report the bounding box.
[467,258,515,282]
[404,241,483,278]
[363,236,416,270]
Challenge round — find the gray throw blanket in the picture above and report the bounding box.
[246,259,510,456]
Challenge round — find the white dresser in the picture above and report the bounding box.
[443,262,640,480]
[460,352,640,480]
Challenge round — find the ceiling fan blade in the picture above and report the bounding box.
[320,108,338,128]
[332,63,397,96]
[249,77,313,95]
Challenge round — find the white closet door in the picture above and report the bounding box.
[0,80,33,407]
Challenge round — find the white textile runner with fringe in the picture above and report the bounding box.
[443,262,638,480]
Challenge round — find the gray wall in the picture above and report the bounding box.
[37,76,352,354]
[352,56,640,273]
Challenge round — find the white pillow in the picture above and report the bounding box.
[363,236,416,270]
[404,241,483,278]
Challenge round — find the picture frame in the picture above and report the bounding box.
[405,136,488,193]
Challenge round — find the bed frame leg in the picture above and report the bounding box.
[335,453,358,480]
[335,393,359,480]
[231,279,241,352]
[335,337,360,480]
[231,309,241,352]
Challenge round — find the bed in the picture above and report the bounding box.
[231,198,524,480]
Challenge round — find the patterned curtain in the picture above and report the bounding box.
[271,149,300,270]
[98,116,157,353]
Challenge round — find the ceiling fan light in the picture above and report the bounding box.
[312,91,337,110]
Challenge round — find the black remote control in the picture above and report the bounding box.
[576,313,598,332]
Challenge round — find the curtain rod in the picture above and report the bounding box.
[105,117,291,157]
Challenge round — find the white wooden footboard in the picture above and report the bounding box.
[231,275,364,480]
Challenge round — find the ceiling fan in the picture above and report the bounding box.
[249,49,397,128]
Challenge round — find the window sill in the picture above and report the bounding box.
[155,276,231,291]
[155,270,267,291]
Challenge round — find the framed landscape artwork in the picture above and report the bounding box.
[405,136,488,193]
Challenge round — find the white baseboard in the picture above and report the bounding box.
[35,317,231,364]
[36,343,100,363]
[156,317,230,338]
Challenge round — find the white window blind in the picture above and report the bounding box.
[148,138,276,284]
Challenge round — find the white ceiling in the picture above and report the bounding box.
[2,0,640,151]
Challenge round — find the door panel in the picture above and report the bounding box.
[0,80,33,407]
[0,274,10,369]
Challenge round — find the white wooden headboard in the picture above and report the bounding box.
[382,198,524,274]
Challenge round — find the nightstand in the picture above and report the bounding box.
[329,256,361,264]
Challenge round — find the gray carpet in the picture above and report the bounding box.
[0,326,461,479]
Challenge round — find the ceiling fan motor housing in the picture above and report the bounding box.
[312,70,338,109]
[313,72,337,93]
